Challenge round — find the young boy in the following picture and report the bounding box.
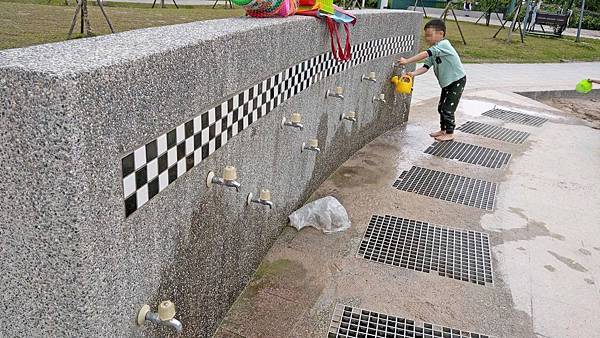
[398,19,466,142]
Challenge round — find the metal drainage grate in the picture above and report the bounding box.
[328,304,492,338]
[482,108,547,127]
[457,121,530,144]
[424,141,511,169]
[358,215,493,285]
[393,167,496,210]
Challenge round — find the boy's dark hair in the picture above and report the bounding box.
[424,19,446,36]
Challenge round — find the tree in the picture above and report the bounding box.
[68,0,116,38]
[476,0,511,25]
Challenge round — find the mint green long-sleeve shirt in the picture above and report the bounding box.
[423,39,466,88]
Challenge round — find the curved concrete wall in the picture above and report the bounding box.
[0,10,421,337]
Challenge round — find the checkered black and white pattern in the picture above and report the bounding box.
[121,34,416,217]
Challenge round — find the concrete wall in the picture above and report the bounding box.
[0,10,421,337]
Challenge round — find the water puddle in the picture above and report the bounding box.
[547,251,588,273]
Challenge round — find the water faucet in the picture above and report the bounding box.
[252,198,273,209]
[212,176,241,192]
[247,189,274,209]
[281,113,304,131]
[372,94,386,104]
[283,120,304,130]
[326,87,344,100]
[340,112,357,123]
[361,72,377,83]
[302,139,321,154]
[206,166,241,192]
[137,301,183,334]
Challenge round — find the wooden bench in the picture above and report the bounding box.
[528,12,571,37]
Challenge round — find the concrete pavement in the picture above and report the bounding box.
[411,62,600,103]
[213,64,600,337]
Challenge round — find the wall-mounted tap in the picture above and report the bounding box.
[340,111,357,123]
[392,60,406,68]
[137,301,183,334]
[372,93,386,104]
[302,139,321,154]
[326,86,344,100]
[247,189,273,209]
[281,112,304,131]
[361,72,377,83]
[206,166,241,192]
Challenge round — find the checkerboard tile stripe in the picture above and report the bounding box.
[121,34,416,217]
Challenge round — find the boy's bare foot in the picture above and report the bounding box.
[435,133,454,142]
[429,130,445,137]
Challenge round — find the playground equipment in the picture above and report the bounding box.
[524,0,576,37]
[527,11,572,36]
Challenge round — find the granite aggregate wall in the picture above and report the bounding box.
[0,9,421,337]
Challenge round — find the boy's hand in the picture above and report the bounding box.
[397,57,409,65]
[406,71,414,77]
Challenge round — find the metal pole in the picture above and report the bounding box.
[450,7,467,44]
[576,0,585,42]
[506,0,522,42]
[80,4,84,34]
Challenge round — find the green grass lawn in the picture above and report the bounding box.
[1,0,600,64]
[0,0,244,50]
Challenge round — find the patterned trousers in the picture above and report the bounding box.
[438,76,466,134]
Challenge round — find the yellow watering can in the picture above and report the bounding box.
[391,74,413,94]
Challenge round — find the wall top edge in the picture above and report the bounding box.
[0,9,420,76]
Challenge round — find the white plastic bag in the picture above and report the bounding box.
[288,196,351,233]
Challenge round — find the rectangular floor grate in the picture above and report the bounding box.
[358,215,493,285]
[424,141,511,169]
[393,167,496,210]
[328,304,492,338]
[482,108,547,127]
[456,121,530,144]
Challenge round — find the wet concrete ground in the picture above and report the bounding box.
[538,96,600,129]
[214,89,600,338]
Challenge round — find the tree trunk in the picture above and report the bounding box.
[81,0,93,36]
[68,0,115,38]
